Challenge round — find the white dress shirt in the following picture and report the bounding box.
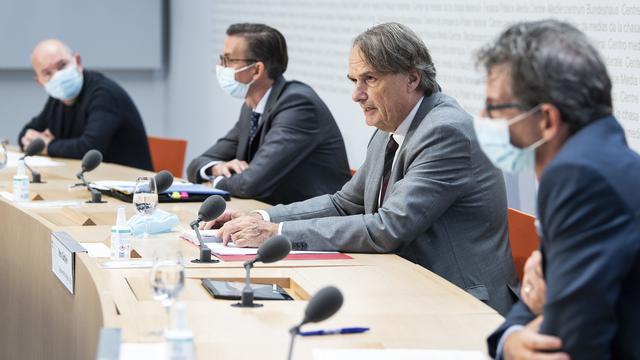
[258,96,424,236]
[199,87,273,184]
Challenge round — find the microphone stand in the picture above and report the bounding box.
[287,324,302,360]
[190,219,218,263]
[76,171,105,203]
[231,259,262,308]
[21,158,44,183]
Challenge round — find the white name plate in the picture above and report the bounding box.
[51,231,87,294]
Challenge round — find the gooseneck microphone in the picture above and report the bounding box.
[21,138,45,183]
[190,195,226,263]
[232,235,291,308]
[154,170,174,193]
[75,149,104,203]
[287,286,344,360]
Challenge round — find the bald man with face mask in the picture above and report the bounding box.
[19,39,152,170]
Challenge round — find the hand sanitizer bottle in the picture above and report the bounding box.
[111,206,132,259]
[165,302,195,360]
[13,160,29,202]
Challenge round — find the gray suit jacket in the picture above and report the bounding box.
[267,92,517,315]
[187,76,351,205]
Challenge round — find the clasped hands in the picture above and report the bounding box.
[211,159,249,178]
[21,128,55,154]
[200,209,278,247]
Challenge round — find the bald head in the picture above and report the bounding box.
[31,39,82,87]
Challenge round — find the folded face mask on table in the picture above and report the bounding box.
[127,208,179,235]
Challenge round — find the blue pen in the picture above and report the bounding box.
[299,327,370,337]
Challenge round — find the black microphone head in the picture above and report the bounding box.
[154,170,174,193]
[303,286,343,325]
[25,138,45,157]
[256,235,291,264]
[198,195,226,222]
[81,149,102,172]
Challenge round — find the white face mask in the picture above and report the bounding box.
[473,106,546,173]
[44,63,83,101]
[215,63,257,99]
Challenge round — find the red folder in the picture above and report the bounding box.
[214,253,353,262]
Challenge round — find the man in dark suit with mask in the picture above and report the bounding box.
[187,23,351,205]
[475,20,640,359]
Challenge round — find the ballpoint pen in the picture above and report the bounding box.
[299,327,370,336]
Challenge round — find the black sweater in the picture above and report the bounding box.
[19,70,153,170]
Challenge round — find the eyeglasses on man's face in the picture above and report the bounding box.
[484,101,529,119]
[218,54,258,68]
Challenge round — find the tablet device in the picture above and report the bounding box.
[201,279,293,301]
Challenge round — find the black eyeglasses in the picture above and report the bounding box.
[485,102,528,119]
[218,54,258,67]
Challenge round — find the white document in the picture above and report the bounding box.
[92,179,190,192]
[101,260,154,269]
[177,226,222,246]
[6,151,64,168]
[80,242,111,258]
[0,191,14,201]
[206,242,338,256]
[313,349,487,360]
[18,200,82,209]
[91,180,137,192]
[120,343,166,360]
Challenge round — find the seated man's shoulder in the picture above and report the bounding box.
[83,70,129,99]
[419,93,473,137]
[279,80,323,103]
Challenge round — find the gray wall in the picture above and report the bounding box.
[6,0,638,215]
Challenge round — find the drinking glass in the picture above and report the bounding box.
[0,140,8,170]
[149,253,185,333]
[132,176,158,238]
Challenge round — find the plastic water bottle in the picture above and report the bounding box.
[165,302,195,360]
[111,206,132,259]
[13,160,29,202]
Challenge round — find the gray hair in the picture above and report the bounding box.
[353,22,438,95]
[476,19,612,134]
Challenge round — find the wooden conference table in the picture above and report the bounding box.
[0,155,503,360]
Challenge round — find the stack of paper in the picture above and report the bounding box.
[313,349,486,360]
[177,226,223,246]
[5,151,64,168]
[177,226,352,261]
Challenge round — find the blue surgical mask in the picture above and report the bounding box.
[473,106,545,173]
[216,63,257,99]
[44,63,84,101]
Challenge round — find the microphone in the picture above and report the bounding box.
[154,170,174,193]
[232,235,291,308]
[190,195,226,263]
[75,149,104,203]
[22,138,45,183]
[287,286,344,360]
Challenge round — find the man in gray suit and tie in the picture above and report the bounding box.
[187,23,351,205]
[207,23,517,315]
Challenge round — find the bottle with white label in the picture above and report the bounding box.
[111,206,132,260]
[165,302,195,360]
[13,160,29,202]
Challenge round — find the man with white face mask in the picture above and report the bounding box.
[19,39,152,170]
[187,23,351,205]
[478,20,640,360]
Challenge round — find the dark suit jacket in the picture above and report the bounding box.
[488,116,640,359]
[187,76,351,205]
[267,92,518,315]
[18,70,152,170]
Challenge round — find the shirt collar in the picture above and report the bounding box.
[253,87,272,114]
[391,96,424,146]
